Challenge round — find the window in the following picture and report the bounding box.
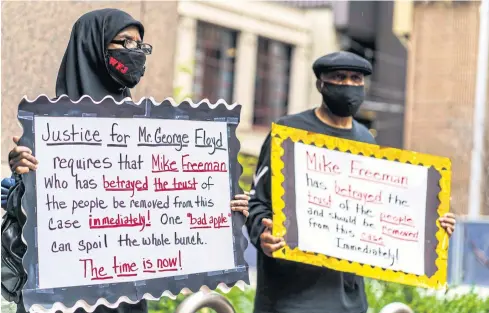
[253,37,292,127]
[193,22,237,104]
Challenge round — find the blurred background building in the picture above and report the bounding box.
[2,0,487,213]
[1,0,488,299]
[1,0,179,176]
[394,0,489,216]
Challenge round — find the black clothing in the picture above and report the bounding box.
[56,8,144,101]
[247,109,376,313]
[313,51,373,78]
[11,8,147,313]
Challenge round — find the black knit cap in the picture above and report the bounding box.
[312,51,373,78]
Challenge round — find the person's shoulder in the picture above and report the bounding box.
[276,109,315,128]
[353,120,376,144]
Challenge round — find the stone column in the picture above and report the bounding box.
[173,16,197,101]
[287,46,309,115]
[233,31,258,130]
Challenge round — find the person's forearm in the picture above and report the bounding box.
[246,203,272,250]
[6,177,26,225]
[1,175,16,210]
[246,134,273,250]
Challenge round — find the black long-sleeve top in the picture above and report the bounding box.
[246,109,376,313]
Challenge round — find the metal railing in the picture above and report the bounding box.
[174,292,413,313]
[174,291,235,313]
[379,302,414,313]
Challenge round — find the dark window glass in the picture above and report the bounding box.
[253,37,292,127]
[193,22,238,104]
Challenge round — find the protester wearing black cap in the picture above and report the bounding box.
[245,51,456,313]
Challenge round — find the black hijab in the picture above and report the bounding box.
[56,9,144,101]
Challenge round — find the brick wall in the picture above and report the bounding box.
[404,1,489,215]
[1,1,178,177]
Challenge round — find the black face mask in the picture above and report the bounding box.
[105,49,146,89]
[320,82,365,117]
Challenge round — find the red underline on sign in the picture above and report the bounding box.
[380,218,415,228]
[105,188,148,192]
[360,238,385,246]
[143,270,156,273]
[306,169,339,176]
[152,169,179,173]
[382,231,418,242]
[91,276,114,281]
[380,219,399,226]
[117,273,137,277]
[334,192,382,204]
[308,201,330,208]
[401,222,415,228]
[158,269,178,272]
[46,142,102,146]
[155,187,196,192]
[348,175,408,189]
[90,224,149,229]
[190,226,212,229]
[182,170,228,173]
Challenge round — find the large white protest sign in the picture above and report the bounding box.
[270,123,451,289]
[18,96,248,312]
[294,142,428,276]
[35,116,235,288]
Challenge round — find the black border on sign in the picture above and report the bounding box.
[17,95,249,311]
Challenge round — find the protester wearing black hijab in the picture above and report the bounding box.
[56,8,149,101]
[5,8,251,313]
[7,8,150,313]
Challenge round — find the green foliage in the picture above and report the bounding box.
[147,281,489,313]
[177,62,195,75]
[172,85,193,104]
[172,61,194,104]
[147,287,255,313]
[1,298,16,313]
[237,153,258,192]
[365,279,489,313]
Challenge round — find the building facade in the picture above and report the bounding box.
[1,1,179,177]
[283,0,408,149]
[2,0,411,193]
[395,0,489,215]
[172,0,339,156]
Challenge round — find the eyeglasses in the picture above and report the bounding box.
[111,39,153,55]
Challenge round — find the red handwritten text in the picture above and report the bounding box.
[154,177,197,192]
[380,213,414,227]
[143,251,183,273]
[307,191,332,208]
[181,154,227,173]
[306,151,341,175]
[334,181,382,204]
[89,211,151,231]
[187,212,232,229]
[113,256,138,277]
[152,154,178,173]
[350,160,408,188]
[103,175,148,197]
[360,233,385,246]
[79,258,113,281]
[382,225,419,242]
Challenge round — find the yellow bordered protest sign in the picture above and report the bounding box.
[270,123,451,289]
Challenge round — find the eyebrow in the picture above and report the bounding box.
[116,33,141,42]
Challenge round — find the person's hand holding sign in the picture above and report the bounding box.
[439,212,456,236]
[231,192,251,217]
[9,136,38,174]
[260,218,285,257]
